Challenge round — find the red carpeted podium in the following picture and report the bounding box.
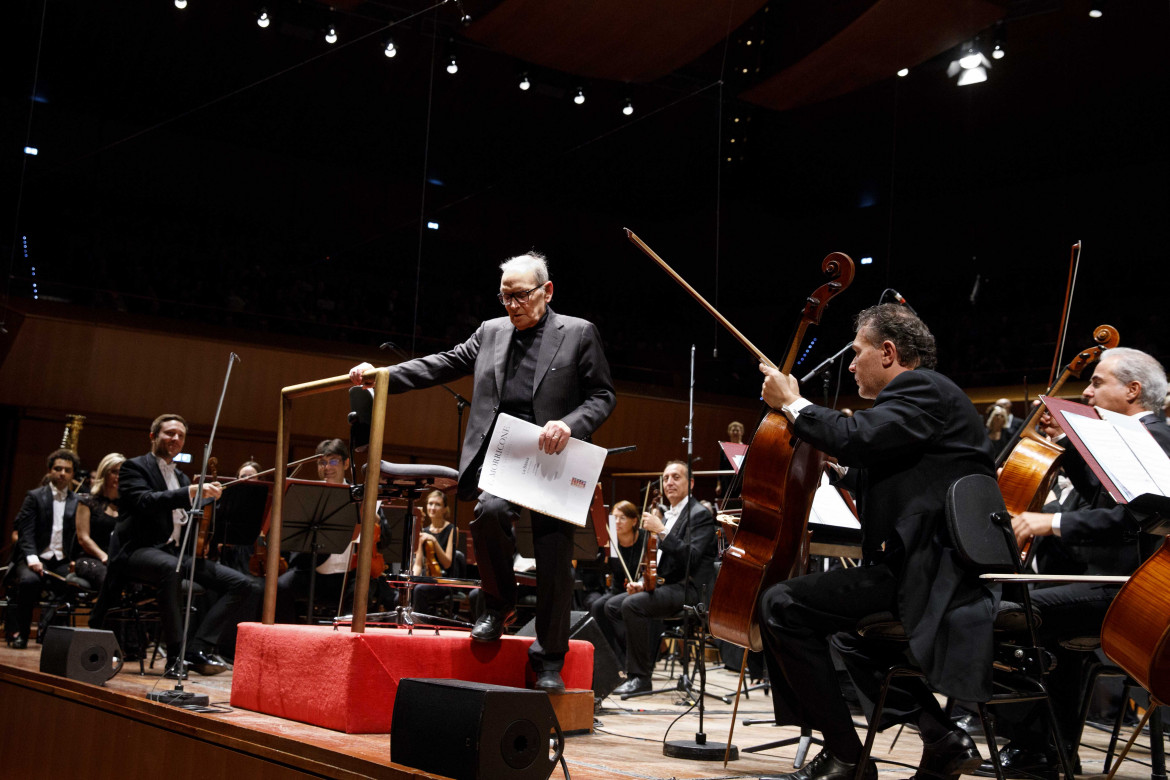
[230,623,594,733]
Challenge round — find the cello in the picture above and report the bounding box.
[625,228,854,651]
[996,324,1119,542]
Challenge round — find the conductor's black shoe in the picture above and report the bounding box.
[470,609,515,643]
[184,649,229,676]
[163,658,188,680]
[919,728,982,780]
[758,748,877,780]
[533,670,566,693]
[613,676,652,697]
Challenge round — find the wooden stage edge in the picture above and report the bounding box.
[0,657,440,780]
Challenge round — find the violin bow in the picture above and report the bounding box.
[1047,241,1083,388]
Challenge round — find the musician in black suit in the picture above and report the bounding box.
[116,414,258,677]
[4,449,80,649]
[349,252,615,692]
[604,461,717,695]
[756,304,997,780]
[977,347,1170,777]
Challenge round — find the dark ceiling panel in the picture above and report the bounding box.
[463,0,769,82]
[739,0,1005,111]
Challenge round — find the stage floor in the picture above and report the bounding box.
[0,641,1158,780]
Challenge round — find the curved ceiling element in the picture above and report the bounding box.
[739,0,1005,111]
[463,0,769,83]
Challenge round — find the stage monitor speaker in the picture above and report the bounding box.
[39,626,123,685]
[392,679,561,780]
[517,610,622,699]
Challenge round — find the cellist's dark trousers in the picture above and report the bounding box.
[602,583,685,679]
[759,562,950,762]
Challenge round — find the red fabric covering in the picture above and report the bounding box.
[230,623,594,734]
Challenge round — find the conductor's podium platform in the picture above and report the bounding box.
[230,623,594,734]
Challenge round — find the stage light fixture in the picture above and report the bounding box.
[959,46,982,70]
[991,22,1005,59]
[325,25,338,44]
[1089,2,1104,18]
[257,9,270,28]
[622,99,633,116]
[957,66,988,86]
[897,68,909,77]
[573,88,585,105]
[24,146,38,156]
[948,42,990,86]
[174,0,188,8]
[446,55,458,74]
[519,73,530,91]
[384,39,397,58]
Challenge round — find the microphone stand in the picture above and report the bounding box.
[664,345,735,760]
[149,352,240,707]
[379,342,468,525]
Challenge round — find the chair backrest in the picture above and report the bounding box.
[945,473,1019,573]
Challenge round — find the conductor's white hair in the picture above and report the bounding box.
[499,252,549,285]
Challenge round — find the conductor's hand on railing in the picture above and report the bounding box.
[349,362,375,386]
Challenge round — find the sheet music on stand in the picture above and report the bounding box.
[1041,395,1170,528]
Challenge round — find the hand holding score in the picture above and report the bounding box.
[538,420,572,455]
[759,363,802,410]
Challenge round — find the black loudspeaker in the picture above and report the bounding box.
[392,679,561,780]
[39,626,123,685]
[517,610,623,699]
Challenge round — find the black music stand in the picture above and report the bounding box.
[279,479,360,623]
[213,481,272,547]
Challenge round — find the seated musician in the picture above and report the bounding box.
[605,461,716,696]
[409,489,461,616]
[4,449,80,649]
[117,414,256,678]
[275,439,364,623]
[755,304,995,780]
[976,347,1170,778]
[72,452,126,593]
[589,500,647,658]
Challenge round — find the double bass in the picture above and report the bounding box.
[625,229,854,651]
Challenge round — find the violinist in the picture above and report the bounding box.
[978,347,1170,778]
[588,500,647,658]
[756,304,995,780]
[275,439,362,623]
[409,489,460,616]
[117,414,254,678]
[605,461,716,697]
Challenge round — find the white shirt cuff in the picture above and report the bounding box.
[26,554,39,567]
[782,397,813,422]
[1051,513,1061,536]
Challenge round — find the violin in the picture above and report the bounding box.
[640,481,663,592]
[249,534,288,577]
[350,518,384,575]
[626,229,853,650]
[423,538,443,577]
[195,457,218,559]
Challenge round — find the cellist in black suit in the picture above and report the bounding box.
[755,304,996,780]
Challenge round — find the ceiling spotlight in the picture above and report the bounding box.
[897,67,909,77]
[256,9,270,28]
[957,66,988,86]
[573,88,585,105]
[622,99,633,116]
[991,21,1006,60]
[324,25,338,44]
[518,73,531,91]
[959,46,983,70]
[947,44,990,86]
[1089,2,1104,18]
[174,0,187,8]
[446,55,458,74]
[384,39,397,58]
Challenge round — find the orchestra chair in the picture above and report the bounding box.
[851,474,1077,780]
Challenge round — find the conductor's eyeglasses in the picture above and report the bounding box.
[497,285,543,306]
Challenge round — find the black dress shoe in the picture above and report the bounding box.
[533,670,566,693]
[163,658,189,680]
[919,728,982,780]
[184,649,229,676]
[613,676,652,697]
[973,744,1078,779]
[470,609,515,643]
[759,748,877,780]
[10,635,29,650]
